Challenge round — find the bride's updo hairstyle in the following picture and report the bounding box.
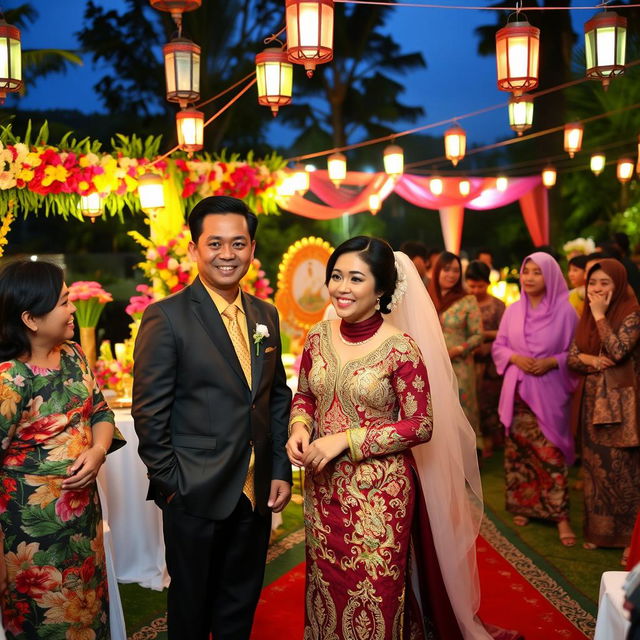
[325,236,397,314]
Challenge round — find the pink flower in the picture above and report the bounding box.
[55,489,90,522]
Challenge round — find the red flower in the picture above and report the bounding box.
[3,599,29,635]
[80,556,95,583]
[0,362,13,373]
[55,489,90,522]
[0,476,17,513]
[15,565,62,599]
[18,413,67,442]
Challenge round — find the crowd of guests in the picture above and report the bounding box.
[402,236,640,559]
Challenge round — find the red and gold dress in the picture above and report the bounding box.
[291,321,434,640]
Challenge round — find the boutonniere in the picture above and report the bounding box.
[253,323,270,355]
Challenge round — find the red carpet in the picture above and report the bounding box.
[251,535,590,640]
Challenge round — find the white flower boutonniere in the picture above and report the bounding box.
[253,323,270,355]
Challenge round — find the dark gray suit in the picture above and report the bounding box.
[132,276,292,639]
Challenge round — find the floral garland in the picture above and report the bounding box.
[0,124,285,219]
[0,208,14,258]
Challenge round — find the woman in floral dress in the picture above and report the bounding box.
[568,259,640,561]
[0,260,124,639]
[428,252,483,434]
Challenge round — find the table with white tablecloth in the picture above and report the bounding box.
[98,409,169,591]
[594,571,631,640]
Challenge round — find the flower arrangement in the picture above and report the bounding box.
[68,281,113,328]
[129,227,196,298]
[95,341,133,395]
[562,237,595,258]
[0,210,14,258]
[241,259,273,300]
[0,124,284,218]
[126,284,156,320]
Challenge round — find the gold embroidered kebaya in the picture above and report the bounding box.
[290,322,433,640]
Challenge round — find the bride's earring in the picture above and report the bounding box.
[375,297,381,311]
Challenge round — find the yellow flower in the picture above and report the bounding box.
[16,168,35,182]
[41,165,68,187]
[93,172,118,194]
[0,383,21,419]
[24,152,42,167]
[24,475,62,509]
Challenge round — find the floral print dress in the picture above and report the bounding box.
[290,322,434,640]
[0,342,124,640]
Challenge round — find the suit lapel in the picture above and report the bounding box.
[190,277,249,389]
[243,292,264,402]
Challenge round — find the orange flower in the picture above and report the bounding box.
[0,382,21,419]
[46,425,92,462]
[5,541,39,582]
[65,588,101,627]
[25,474,62,509]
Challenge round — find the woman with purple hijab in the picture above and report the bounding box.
[492,252,579,546]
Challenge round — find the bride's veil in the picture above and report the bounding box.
[389,252,490,639]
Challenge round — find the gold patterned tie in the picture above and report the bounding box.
[222,304,255,509]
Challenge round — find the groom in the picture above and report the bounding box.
[132,196,292,640]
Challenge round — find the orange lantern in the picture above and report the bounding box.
[444,124,466,166]
[138,173,165,212]
[286,0,334,77]
[327,152,346,186]
[584,11,627,89]
[563,123,584,158]
[616,157,634,183]
[176,108,204,153]
[0,18,22,105]
[150,0,201,26]
[496,16,540,95]
[163,36,200,107]
[541,165,557,189]
[255,48,293,116]
[383,144,404,176]
[458,179,471,197]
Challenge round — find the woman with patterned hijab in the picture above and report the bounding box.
[568,259,640,563]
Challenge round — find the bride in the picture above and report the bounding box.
[286,236,514,639]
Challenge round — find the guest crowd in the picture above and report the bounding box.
[403,235,640,559]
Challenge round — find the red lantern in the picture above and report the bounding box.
[496,16,540,95]
[255,48,293,116]
[149,1,201,27]
[286,0,334,77]
[163,37,200,107]
[563,123,584,158]
[176,108,204,153]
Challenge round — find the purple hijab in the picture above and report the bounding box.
[492,252,578,463]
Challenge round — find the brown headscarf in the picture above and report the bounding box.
[427,251,467,314]
[574,258,640,355]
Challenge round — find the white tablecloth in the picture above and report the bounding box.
[594,571,631,640]
[98,410,169,591]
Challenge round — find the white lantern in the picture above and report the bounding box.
[292,165,310,195]
[444,125,466,166]
[541,165,557,189]
[458,180,471,197]
[138,172,165,211]
[429,177,443,196]
[584,11,627,89]
[164,37,200,107]
[255,48,293,116]
[327,152,346,186]
[368,193,381,215]
[590,153,606,176]
[508,94,534,136]
[78,192,103,223]
[496,176,509,192]
[0,19,22,105]
[617,157,634,183]
[383,144,404,176]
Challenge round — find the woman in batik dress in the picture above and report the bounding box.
[492,252,578,546]
[428,252,483,434]
[568,258,640,561]
[0,260,124,639]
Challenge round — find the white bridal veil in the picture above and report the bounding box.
[389,252,491,640]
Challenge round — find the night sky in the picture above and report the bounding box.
[14,0,588,150]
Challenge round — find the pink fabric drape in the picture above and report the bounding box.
[279,171,549,249]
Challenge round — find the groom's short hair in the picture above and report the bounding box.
[188,196,258,242]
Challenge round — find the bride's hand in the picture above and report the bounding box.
[286,423,310,467]
[302,433,348,475]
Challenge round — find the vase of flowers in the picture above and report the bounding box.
[68,281,113,369]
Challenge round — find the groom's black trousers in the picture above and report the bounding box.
[161,494,272,640]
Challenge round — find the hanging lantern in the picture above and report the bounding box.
[429,177,443,196]
[495,16,540,95]
[291,165,310,195]
[163,36,200,107]
[327,152,346,186]
[444,124,466,166]
[541,165,557,189]
[508,94,534,136]
[176,108,204,153]
[383,144,404,176]
[255,47,293,116]
[584,11,627,89]
[138,172,165,212]
[286,0,334,77]
[277,174,298,197]
[590,152,606,176]
[78,193,103,223]
[496,176,509,192]
[458,179,471,197]
[368,193,381,215]
[0,18,22,105]
[563,123,584,158]
[150,0,201,27]
[616,157,634,183]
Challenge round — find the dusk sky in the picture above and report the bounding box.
[14,1,588,151]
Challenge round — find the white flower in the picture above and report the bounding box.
[388,260,408,311]
[562,237,595,256]
[253,323,270,355]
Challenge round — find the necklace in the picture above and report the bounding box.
[338,326,382,346]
